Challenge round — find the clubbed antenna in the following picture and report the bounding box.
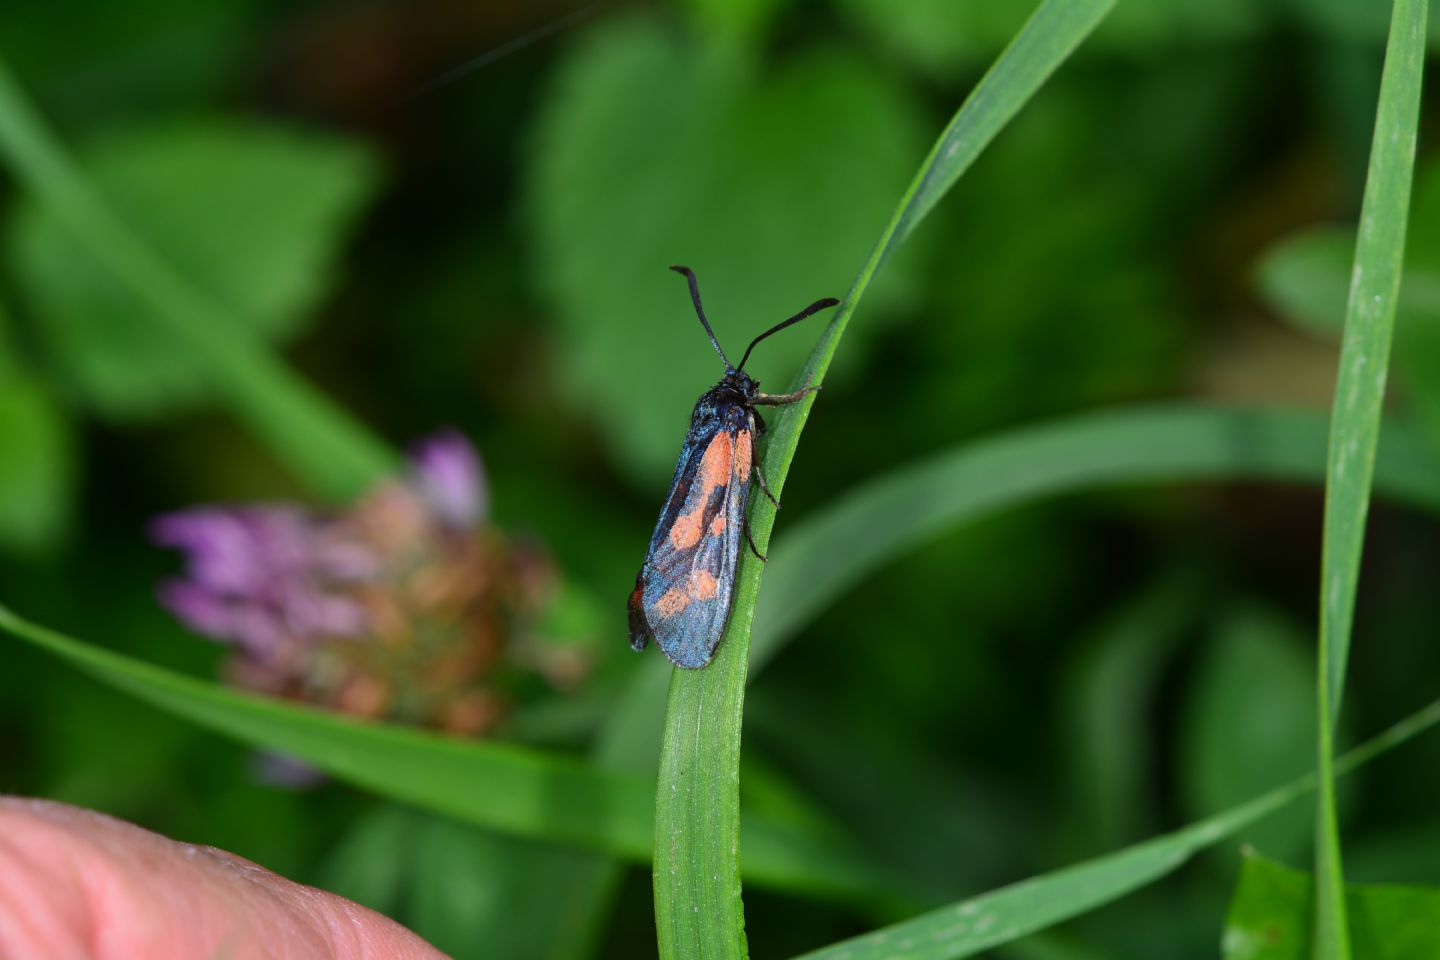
[736,296,841,371]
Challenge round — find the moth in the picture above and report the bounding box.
[628,266,840,668]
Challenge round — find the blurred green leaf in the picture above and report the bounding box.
[316,804,417,917]
[836,0,1258,76]
[835,0,1033,77]
[1061,578,1193,853]
[9,118,379,418]
[1257,226,1362,339]
[1224,850,1440,959]
[1092,0,1260,48]
[1255,166,1440,461]
[1181,606,1322,862]
[1287,0,1440,47]
[653,2,1117,957]
[319,805,606,960]
[0,0,251,121]
[996,937,1117,960]
[410,819,577,960]
[0,59,393,499]
[679,0,785,47]
[0,603,893,902]
[1313,3,1426,954]
[0,367,72,554]
[792,699,1440,960]
[1256,226,1440,340]
[527,16,925,477]
[1347,821,1440,887]
[755,405,1440,669]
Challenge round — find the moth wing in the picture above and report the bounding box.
[642,423,749,668]
[627,571,651,652]
[629,419,713,652]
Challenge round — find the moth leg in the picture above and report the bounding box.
[743,517,768,562]
[753,459,780,508]
[754,382,821,406]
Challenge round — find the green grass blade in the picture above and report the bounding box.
[0,602,653,853]
[789,698,1440,960]
[0,603,896,899]
[0,59,393,500]
[652,2,1115,957]
[755,405,1440,670]
[1319,0,1428,738]
[1313,3,1427,956]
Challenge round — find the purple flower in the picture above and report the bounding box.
[410,430,487,529]
[150,505,372,664]
[150,429,568,745]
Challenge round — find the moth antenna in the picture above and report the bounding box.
[670,265,732,368]
[736,296,841,371]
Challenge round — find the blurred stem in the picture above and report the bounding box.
[0,59,395,501]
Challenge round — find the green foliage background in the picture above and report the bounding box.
[1,1,1438,957]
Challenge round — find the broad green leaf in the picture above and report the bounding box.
[789,699,1440,960]
[526,16,926,477]
[1224,851,1440,960]
[1181,606,1321,862]
[0,370,72,554]
[652,2,1117,958]
[0,59,393,500]
[9,119,379,419]
[0,603,890,902]
[1314,3,1426,955]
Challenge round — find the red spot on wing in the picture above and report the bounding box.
[688,569,719,600]
[699,432,733,490]
[651,588,691,619]
[670,510,705,549]
[708,513,725,536]
[733,430,752,482]
[669,431,736,550]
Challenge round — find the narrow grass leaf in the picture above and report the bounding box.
[789,698,1440,960]
[652,3,1115,958]
[755,406,1440,669]
[0,603,891,899]
[0,59,393,500]
[1314,3,1426,956]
